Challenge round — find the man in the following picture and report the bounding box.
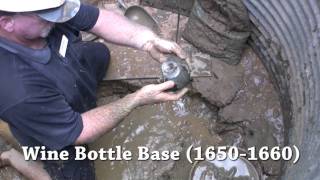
[0,0,188,179]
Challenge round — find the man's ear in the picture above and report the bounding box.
[0,16,14,32]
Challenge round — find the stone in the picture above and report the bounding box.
[218,49,284,176]
[192,55,244,107]
[218,49,282,126]
[183,0,251,65]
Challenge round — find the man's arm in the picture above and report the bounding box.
[75,81,188,145]
[89,9,155,50]
[89,9,186,62]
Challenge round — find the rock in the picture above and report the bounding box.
[91,94,220,180]
[0,167,25,180]
[218,49,282,126]
[183,0,251,65]
[192,56,244,107]
[218,49,284,177]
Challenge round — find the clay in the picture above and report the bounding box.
[92,93,220,180]
[76,2,283,180]
[191,55,244,107]
[217,49,284,177]
[183,0,251,65]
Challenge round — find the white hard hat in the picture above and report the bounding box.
[0,0,81,23]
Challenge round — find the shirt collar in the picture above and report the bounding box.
[0,37,51,64]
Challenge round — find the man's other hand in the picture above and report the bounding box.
[132,81,188,106]
[142,38,187,63]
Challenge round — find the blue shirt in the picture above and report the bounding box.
[0,4,108,179]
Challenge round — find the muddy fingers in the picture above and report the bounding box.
[154,39,187,59]
[155,81,176,92]
[134,82,188,106]
[0,149,11,167]
[171,43,187,59]
[143,37,187,62]
[168,88,189,100]
[156,87,189,101]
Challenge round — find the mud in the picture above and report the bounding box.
[93,48,283,179]
[191,56,244,107]
[190,157,261,180]
[183,0,251,65]
[92,1,243,107]
[91,1,283,179]
[217,49,284,178]
[91,92,220,180]
[84,1,212,83]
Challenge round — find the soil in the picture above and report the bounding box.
[183,0,251,65]
[90,1,284,179]
[92,92,220,180]
[216,49,284,178]
[92,47,283,180]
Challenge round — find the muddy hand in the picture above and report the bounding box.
[142,37,187,63]
[0,149,14,167]
[133,81,188,106]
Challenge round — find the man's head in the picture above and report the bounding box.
[0,0,80,40]
[0,11,54,39]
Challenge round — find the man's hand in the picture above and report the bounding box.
[0,149,11,167]
[0,148,51,180]
[132,81,188,106]
[77,81,188,144]
[142,37,187,62]
[91,9,186,62]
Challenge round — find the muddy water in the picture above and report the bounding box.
[0,167,24,180]
[91,94,220,180]
[90,2,283,179]
[191,157,259,180]
[91,48,284,180]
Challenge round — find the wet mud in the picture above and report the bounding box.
[183,0,251,65]
[92,48,283,180]
[215,49,284,179]
[91,1,283,179]
[190,156,261,180]
[91,93,220,180]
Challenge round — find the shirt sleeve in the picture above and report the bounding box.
[65,3,100,31]
[1,89,83,150]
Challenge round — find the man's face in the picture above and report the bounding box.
[12,13,54,39]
